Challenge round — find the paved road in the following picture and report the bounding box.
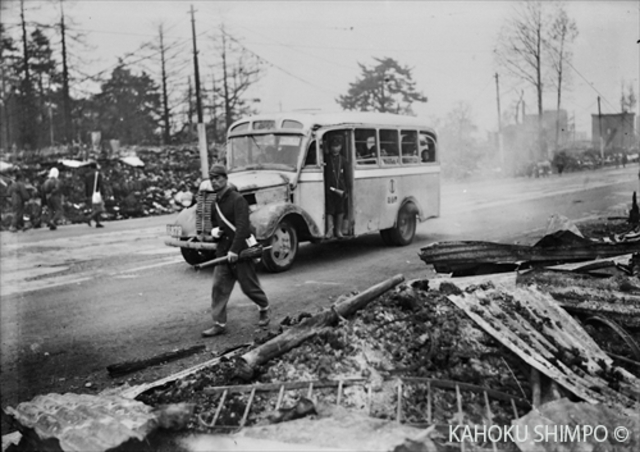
[0,165,637,415]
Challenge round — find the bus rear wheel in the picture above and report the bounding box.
[382,202,417,246]
[261,220,298,272]
[181,247,216,266]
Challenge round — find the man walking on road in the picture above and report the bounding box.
[201,163,270,337]
[84,162,105,228]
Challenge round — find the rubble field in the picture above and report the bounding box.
[4,217,640,452]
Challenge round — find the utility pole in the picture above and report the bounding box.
[159,25,171,145]
[187,76,193,139]
[495,73,504,171]
[19,0,35,154]
[597,96,604,163]
[48,103,54,145]
[220,27,232,131]
[0,24,9,152]
[190,4,208,178]
[60,0,71,145]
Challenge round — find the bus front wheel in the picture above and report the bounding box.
[382,202,417,246]
[261,220,298,272]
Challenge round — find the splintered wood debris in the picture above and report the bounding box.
[419,217,640,276]
[445,283,640,415]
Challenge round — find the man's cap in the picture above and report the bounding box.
[209,163,227,178]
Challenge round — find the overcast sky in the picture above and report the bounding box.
[4,0,639,138]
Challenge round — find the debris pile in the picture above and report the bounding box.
[0,145,220,230]
[4,217,640,451]
[135,281,535,432]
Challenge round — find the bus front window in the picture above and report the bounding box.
[228,134,303,172]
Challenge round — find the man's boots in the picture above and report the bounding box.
[258,308,270,326]
[335,213,344,238]
[325,215,335,239]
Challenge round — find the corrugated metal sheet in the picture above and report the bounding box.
[446,285,640,415]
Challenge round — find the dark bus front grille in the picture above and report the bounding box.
[196,192,217,234]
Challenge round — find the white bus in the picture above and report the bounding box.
[165,111,440,272]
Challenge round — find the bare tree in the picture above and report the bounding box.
[494,0,548,158]
[209,25,263,142]
[546,1,578,150]
[148,23,189,144]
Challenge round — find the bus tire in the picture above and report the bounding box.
[261,220,298,272]
[181,247,216,266]
[387,202,417,246]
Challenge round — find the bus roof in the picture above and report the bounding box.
[228,111,436,135]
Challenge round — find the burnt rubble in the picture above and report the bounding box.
[4,218,640,451]
[0,145,216,230]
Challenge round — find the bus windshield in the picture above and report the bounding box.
[227,134,303,172]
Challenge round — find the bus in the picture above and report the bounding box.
[165,111,440,272]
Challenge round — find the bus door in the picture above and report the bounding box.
[321,129,354,237]
[297,137,325,237]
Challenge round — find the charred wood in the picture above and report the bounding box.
[238,274,405,370]
[107,345,206,377]
[419,239,640,275]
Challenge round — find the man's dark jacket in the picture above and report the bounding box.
[213,186,251,258]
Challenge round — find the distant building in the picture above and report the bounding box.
[591,112,636,151]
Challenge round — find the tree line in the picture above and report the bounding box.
[5,0,625,177]
[0,1,263,152]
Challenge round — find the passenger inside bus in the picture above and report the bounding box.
[419,133,436,162]
[355,130,377,164]
[401,131,420,164]
[356,136,377,161]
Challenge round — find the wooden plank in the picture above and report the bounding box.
[106,345,206,377]
[117,345,250,399]
[240,274,405,369]
[419,240,640,274]
[202,378,367,395]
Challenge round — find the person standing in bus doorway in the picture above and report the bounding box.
[42,167,63,230]
[325,135,348,239]
[84,162,105,228]
[202,163,271,337]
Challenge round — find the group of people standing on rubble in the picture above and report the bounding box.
[5,163,106,232]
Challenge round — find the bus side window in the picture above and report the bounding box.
[380,129,399,165]
[401,130,419,164]
[419,131,436,163]
[354,128,377,165]
[304,140,317,166]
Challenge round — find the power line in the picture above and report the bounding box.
[218,28,339,97]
